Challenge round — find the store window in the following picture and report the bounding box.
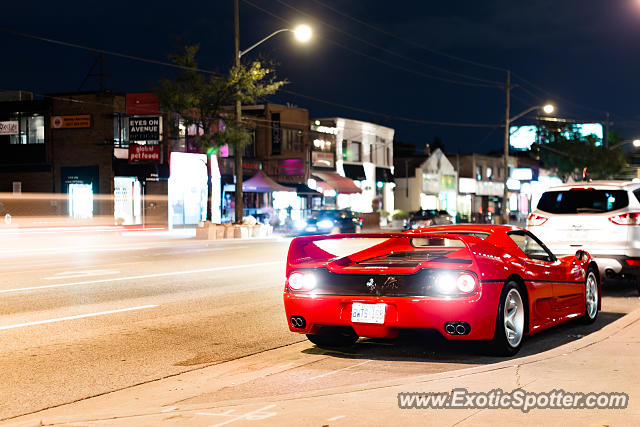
[486,167,493,180]
[282,128,303,152]
[10,113,45,145]
[350,141,361,162]
[475,166,483,181]
[114,113,129,148]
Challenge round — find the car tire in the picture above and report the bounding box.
[306,326,358,348]
[489,281,527,356]
[580,268,599,324]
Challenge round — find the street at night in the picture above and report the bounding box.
[0,230,638,424]
[4,1,640,425]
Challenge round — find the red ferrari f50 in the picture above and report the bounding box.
[283,225,600,355]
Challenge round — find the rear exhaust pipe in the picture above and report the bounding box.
[444,321,470,335]
[290,315,306,329]
[605,268,616,279]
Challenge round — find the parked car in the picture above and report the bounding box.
[295,209,362,235]
[283,225,600,355]
[527,180,640,288]
[406,209,454,229]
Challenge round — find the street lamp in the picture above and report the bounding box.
[609,139,640,149]
[233,0,312,223]
[238,24,313,58]
[502,102,555,224]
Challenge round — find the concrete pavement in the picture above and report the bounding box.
[8,300,640,426]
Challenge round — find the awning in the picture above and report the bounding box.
[242,170,294,193]
[375,167,394,183]
[113,159,169,181]
[312,171,361,194]
[280,182,322,196]
[342,163,367,181]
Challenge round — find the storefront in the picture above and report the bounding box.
[168,152,209,227]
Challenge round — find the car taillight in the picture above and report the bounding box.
[608,213,640,225]
[527,214,548,226]
[625,259,640,266]
[435,272,478,295]
[287,271,317,292]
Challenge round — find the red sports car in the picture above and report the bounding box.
[283,225,601,355]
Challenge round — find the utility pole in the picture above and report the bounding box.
[233,0,244,224]
[502,70,511,225]
[605,112,610,148]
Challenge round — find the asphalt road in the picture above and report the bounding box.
[0,230,638,421]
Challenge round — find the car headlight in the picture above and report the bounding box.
[435,272,477,295]
[317,219,334,229]
[295,219,307,229]
[287,271,317,292]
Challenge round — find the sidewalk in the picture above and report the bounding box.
[8,303,640,425]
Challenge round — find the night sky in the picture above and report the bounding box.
[2,0,640,154]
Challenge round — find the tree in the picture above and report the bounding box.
[155,44,285,222]
[533,121,626,182]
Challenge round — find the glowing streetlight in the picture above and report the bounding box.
[543,104,555,114]
[633,139,640,148]
[293,25,312,43]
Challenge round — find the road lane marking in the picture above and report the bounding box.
[0,261,281,294]
[328,415,345,421]
[0,304,158,331]
[305,360,372,381]
[196,405,277,426]
[44,269,121,280]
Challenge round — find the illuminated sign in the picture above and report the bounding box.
[312,152,334,168]
[278,158,304,176]
[458,178,476,194]
[506,178,521,190]
[129,116,160,141]
[51,115,91,129]
[510,123,603,151]
[129,144,161,162]
[126,93,159,115]
[511,168,533,181]
[0,121,18,135]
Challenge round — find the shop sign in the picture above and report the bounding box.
[511,168,533,181]
[458,178,476,194]
[129,116,160,141]
[129,144,160,162]
[440,174,456,191]
[51,115,91,129]
[476,181,505,196]
[278,158,304,176]
[506,178,521,191]
[312,152,334,168]
[126,93,159,115]
[422,173,440,194]
[0,121,18,135]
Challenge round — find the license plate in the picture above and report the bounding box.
[351,303,386,324]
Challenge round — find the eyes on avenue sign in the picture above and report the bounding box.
[129,116,160,141]
[0,121,19,135]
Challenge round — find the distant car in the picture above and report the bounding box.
[295,209,362,235]
[406,209,453,230]
[283,225,600,356]
[528,181,640,288]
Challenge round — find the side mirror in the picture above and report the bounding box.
[575,250,588,261]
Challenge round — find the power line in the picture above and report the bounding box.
[243,0,502,89]
[0,26,500,129]
[307,0,508,73]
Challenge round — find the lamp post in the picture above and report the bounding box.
[502,93,554,224]
[233,0,311,223]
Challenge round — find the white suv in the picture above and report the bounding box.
[527,181,640,283]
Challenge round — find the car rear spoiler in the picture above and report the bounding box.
[286,232,475,275]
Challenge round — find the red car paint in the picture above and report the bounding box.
[283,225,600,341]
